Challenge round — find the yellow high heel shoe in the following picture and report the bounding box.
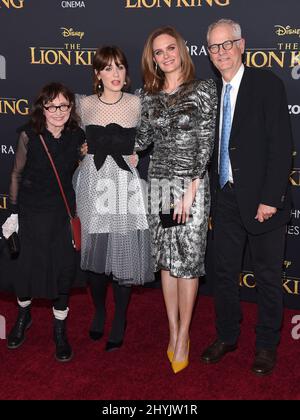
[167,347,174,363]
[171,341,190,374]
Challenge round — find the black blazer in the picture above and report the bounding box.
[210,67,293,235]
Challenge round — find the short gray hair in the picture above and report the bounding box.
[207,19,242,43]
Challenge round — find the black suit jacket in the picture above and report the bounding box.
[210,67,293,235]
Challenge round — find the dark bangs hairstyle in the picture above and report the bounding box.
[142,26,195,94]
[30,82,79,134]
[93,46,131,96]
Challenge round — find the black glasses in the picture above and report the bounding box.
[43,104,71,113]
[207,39,241,54]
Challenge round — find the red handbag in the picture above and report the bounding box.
[39,135,81,251]
[69,216,81,251]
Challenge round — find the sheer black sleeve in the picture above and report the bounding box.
[76,127,86,161]
[8,131,29,213]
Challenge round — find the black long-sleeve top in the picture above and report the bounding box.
[9,124,85,214]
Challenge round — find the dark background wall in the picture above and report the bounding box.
[0,0,299,308]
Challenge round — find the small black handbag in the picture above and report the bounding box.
[6,232,20,256]
[159,209,193,229]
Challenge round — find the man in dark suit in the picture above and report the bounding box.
[201,19,293,375]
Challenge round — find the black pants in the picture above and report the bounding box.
[18,294,69,311]
[88,272,131,342]
[213,184,286,350]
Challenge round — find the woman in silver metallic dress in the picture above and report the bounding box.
[135,27,217,373]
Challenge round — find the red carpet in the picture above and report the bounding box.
[0,288,299,400]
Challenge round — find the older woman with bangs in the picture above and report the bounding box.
[135,27,217,373]
[0,82,85,362]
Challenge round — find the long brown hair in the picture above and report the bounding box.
[93,46,130,96]
[30,82,79,134]
[142,26,195,94]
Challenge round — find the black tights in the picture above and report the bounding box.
[18,294,69,311]
[88,272,131,342]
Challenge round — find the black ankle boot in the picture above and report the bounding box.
[7,306,32,349]
[53,319,73,362]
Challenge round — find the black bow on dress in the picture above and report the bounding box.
[86,124,136,171]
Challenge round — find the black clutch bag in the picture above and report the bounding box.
[6,232,20,256]
[159,209,193,229]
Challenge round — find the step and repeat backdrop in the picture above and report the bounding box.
[0,0,299,308]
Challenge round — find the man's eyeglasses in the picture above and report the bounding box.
[207,39,241,54]
[43,104,71,113]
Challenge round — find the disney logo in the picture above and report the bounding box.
[275,25,300,37]
[61,27,85,40]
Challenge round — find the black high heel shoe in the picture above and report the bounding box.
[105,339,123,352]
[89,330,104,341]
[89,310,105,341]
[105,321,127,352]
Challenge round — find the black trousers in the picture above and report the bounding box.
[213,183,286,350]
[18,294,69,311]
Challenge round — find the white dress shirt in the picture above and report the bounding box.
[218,64,245,183]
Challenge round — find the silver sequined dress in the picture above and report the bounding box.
[135,80,217,278]
[73,93,154,285]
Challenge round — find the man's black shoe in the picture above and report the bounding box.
[251,349,276,376]
[200,339,237,364]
